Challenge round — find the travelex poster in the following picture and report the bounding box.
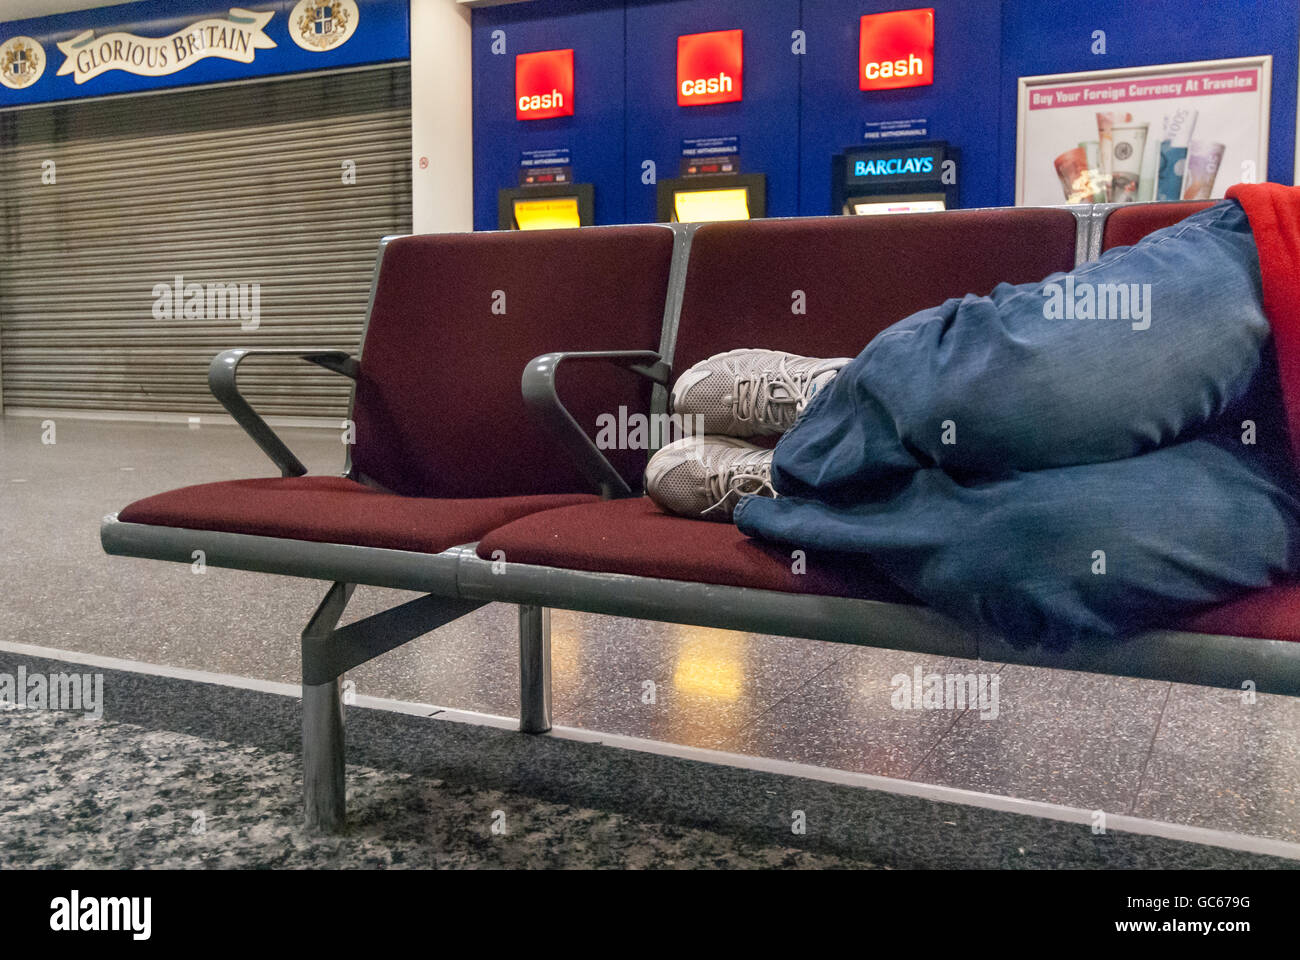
[1016,57,1271,206]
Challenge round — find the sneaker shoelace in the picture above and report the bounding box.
[700,456,777,517]
[730,356,823,431]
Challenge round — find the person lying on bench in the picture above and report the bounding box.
[643,183,1300,648]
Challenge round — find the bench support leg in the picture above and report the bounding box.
[301,580,354,833]
[297,582,483,831]
[519,604,552,734]
[302,677,346,833]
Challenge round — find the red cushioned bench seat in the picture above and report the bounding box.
[104,223,680,581]
[668,207,1082,378]
[100,223,685,830]
[101,203,1300,836]
[1180,585,1300,644]
[1099,200,1214,251]
[476,495,915,603]
[119,476,596,556]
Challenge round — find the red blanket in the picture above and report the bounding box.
[1226,182,1300,459]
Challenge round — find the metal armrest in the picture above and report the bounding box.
[521,350,671,499]
[209,347,359,477]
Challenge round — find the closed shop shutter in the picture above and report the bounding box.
[0,64,412,419]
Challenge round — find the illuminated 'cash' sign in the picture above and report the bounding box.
[516,48,574,120]
[677,29,742,106]
[859,8,934,91]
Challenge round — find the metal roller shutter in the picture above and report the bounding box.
[0,64,412,420]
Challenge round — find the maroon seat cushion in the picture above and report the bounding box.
[118,476,596,554]
[1180,586,1300,643]
[478,498,1300,642]
[350,226,674,500]
[672,208,1080,372]
[476,496,915,602]
[1100,201,1214,251]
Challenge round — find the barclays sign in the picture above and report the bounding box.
[854,155,936,177]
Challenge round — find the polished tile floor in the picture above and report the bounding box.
[2,415,1298,843]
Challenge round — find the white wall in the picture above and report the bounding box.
[410,0,475,233]
[0,0,127,21]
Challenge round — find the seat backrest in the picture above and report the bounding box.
[1099,200,1214,252]
[351,226,676,498]
[671,208,1081,373]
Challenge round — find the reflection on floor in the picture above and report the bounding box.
[2,415,1298,844]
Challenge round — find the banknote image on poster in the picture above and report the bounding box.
[1015,57,1271,206]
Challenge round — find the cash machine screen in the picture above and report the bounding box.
[512,196,583,230]
[851,197,946,216]
[673,187,751,222]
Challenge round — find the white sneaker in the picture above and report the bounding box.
[644,435,776,522]
[669,348,851,437]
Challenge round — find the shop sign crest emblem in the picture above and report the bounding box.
[290,1,359,52]
[0,36,47,90]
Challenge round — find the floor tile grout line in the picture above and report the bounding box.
[903,654,1000,779]
[906,704,972,780]
[1127,682,1175,817]
[723,654,850,742]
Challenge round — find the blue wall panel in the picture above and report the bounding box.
[472,0,627,229]
[799,0,1002,213]
[471,0,1300,226]
[623,0,802,222]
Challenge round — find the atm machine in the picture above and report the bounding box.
[498,158,595,232]
[660,30,762,223]
[831,140,957,215]
[498,181,594,230]
[502,49,593,230]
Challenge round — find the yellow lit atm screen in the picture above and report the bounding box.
[512,196,582,230]
[672,187,750,223]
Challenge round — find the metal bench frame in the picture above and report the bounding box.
[103,203,1300,835]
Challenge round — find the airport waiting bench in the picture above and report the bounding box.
[102,200,1300,832]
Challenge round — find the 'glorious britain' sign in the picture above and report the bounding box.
[56,8,277,84]
[0,0,400,107]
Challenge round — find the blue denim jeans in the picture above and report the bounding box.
[734,200,1300,648]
